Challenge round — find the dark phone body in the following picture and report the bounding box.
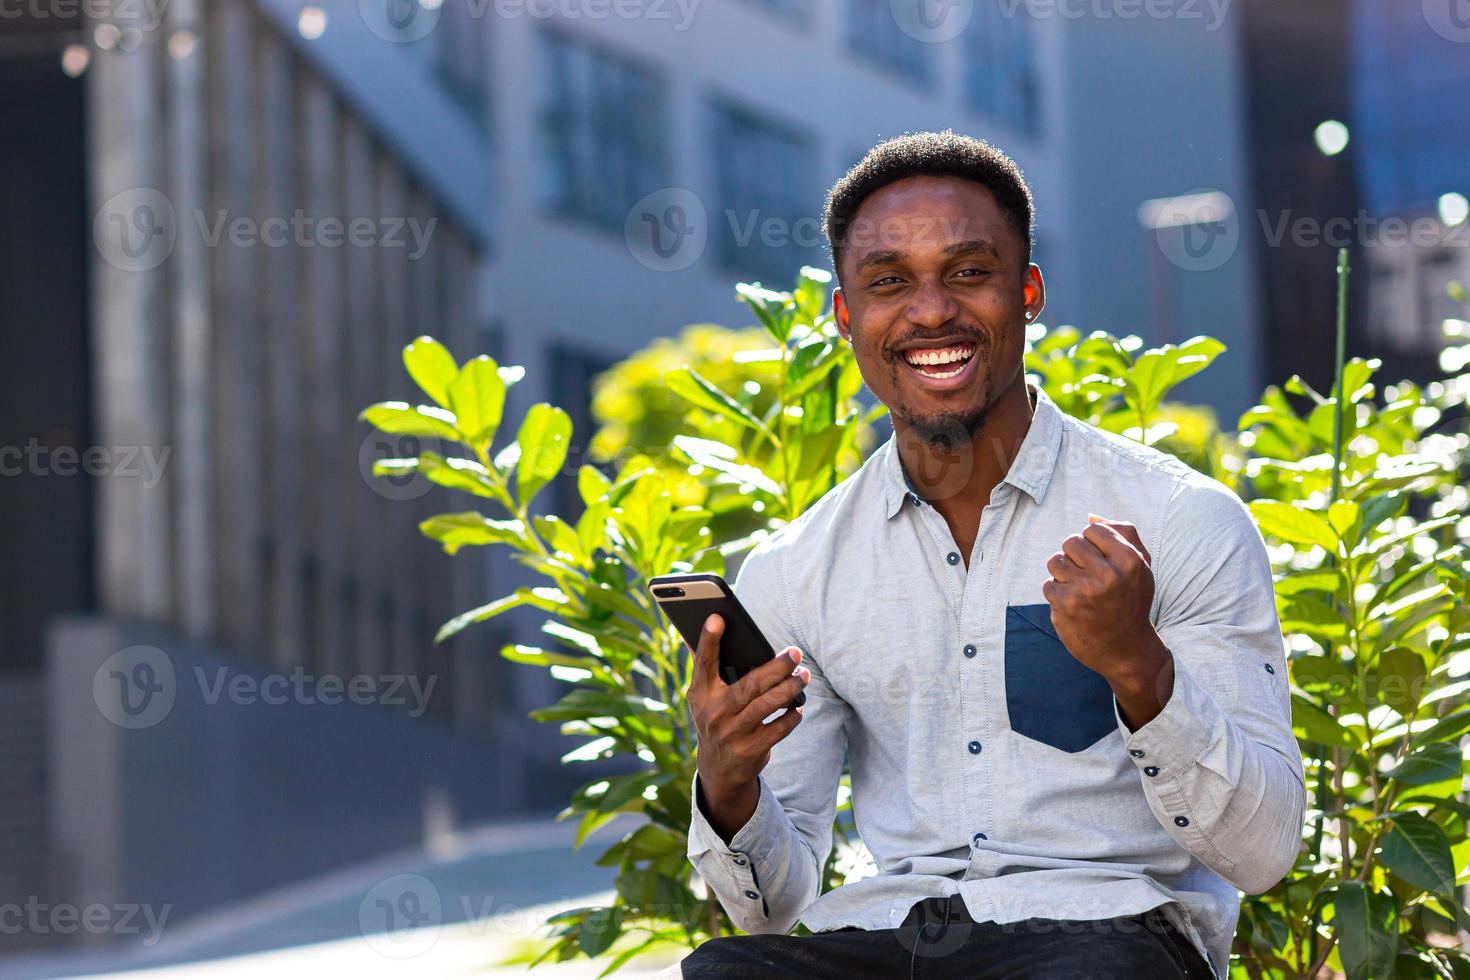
[649,572,806,708]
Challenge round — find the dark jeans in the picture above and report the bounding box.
[676,898,1214,979]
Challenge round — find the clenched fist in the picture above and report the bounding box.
[1043,515,1174,728]
[686,613,810,841]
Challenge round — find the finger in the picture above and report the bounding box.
[752,704,803,750]
[1083,520,1146,567]
[1088,515,1150,564]
[740,666,811,725]
[693,614,724,687]
[730,647,802,707]
[1045,551,1077,582]
[1060,533,1106,569]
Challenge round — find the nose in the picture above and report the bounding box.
[903,277,960,332]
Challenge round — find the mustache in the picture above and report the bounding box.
[887,328,992,361]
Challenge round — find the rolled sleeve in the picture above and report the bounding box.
[1121,477,1306,894]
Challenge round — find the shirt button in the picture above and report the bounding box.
[1264,663,1276,675]
[963,644,977,659]
[909,492,922,507]
[1129,749,1145,758]
[946,552,961,565]
[732,855,747,866]
[1144,766,1159,777]
[1174,816,1190,828]
[968,740,982,755]
[972,832,988,844]
[744,890,760,900]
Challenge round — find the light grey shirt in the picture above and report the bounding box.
[687,386,1305,977]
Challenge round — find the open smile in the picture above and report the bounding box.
[900,342,981,391]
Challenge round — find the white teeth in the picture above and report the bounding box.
[904,345,975,367]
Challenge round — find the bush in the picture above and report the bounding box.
[360,264,1470,978]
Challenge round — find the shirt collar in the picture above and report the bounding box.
[881,384,1064,519]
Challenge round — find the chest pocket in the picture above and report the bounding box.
[1004,603,1117,753]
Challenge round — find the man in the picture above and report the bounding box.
[674,131,1304,979]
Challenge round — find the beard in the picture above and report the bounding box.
[887,331,994,447]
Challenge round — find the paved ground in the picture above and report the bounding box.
[0,816,682,980]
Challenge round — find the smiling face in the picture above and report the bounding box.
[832,175,1044,442]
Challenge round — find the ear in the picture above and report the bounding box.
[1021,264,1046,322]
[833,288,851,340]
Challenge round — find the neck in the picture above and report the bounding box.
[892,374,1036,520]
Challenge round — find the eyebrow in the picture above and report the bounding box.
[852,238,1002,276]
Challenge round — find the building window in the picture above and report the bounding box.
[435,0,488,122]
[710,101,818,285]
[548,342,617,521]
[738,0,812,26]
[965,0,1040,135]
[847,0,930,82]
[539,30,669,231]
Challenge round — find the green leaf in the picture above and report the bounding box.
[1411,707,1470,748]
[1167,335,1227,386]
[434,592,527,643]
[736,282,793,343]
[1380,813,1457,898]
[359,401,460,442]
[667,367,771,437]
[578,465,612,505]
[1372,647,1426,717]
[1250,500,1339,551]
[402,336,458,408]
[419,512,526,555]
[577,905,624,958]
[1386,743,1462,786]
[1331,882,1398,980]
[447,356,507,445]
[516,403,572,503]
[1291,694,1357,748]
[672,435,783,497]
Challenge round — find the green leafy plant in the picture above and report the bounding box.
[361,259,1470,977]
[360,267,875,971]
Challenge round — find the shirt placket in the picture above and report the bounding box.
[908,486,1014,869]
[965,486,1016,880]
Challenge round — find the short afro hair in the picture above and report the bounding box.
[823,130,1034,280]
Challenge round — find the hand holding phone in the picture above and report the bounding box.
[650,573,810,841]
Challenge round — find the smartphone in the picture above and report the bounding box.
[648,572,806,707]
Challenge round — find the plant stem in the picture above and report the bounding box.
[1330,247,1350,503]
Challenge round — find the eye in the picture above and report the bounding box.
[869,275,903,288]
[953,267,988,279]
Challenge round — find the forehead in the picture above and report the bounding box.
[844,175,1020,266]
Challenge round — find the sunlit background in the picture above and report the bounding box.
[1,0,1467,975]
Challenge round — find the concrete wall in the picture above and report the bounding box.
[45,616,528,943]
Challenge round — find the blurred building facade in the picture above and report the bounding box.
[1351,0,1470,380]
[2,0,1266,952]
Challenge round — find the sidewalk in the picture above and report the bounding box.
[0,816,681,980]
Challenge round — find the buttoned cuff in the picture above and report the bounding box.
[1114,659,1237,872]
[687,772,783,912]
[1115,657,1214,774]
